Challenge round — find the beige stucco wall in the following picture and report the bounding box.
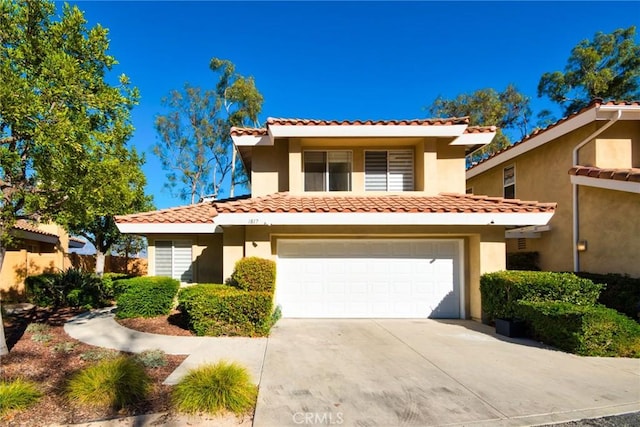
[247,136,467,197]
[218,224,506,321]
[147,234,223,283]
[467,119,639,276]
[578,186,640,277]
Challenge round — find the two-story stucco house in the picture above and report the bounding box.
[116,117,555,321]
[466,100,640,277]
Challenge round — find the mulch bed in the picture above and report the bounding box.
[115,310,195,336]
[1,307,186,426]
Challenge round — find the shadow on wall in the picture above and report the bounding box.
[194,246,223,284]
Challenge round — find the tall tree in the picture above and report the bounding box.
[0,0,138,353]
[111,234,147,274]
[58,146,153,276]
[538,26,640,115]
[428,84,532,162]
[154,59,263,204]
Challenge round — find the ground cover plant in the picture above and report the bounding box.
[0,307,185,426]
[172,361,257,415]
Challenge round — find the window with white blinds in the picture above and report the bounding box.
[365,150,414,191]
[154,240,193,282]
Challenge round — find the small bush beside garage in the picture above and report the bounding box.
[480,271,603,320]
[114,277,180,319]
[178,284,275,336]
[178,256,278,336]
[516,301,640,357]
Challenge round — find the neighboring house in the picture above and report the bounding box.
[0,220,86,299]
[466,100,640,277]
[116,117,555,320]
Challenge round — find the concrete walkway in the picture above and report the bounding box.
[64,307,267,385]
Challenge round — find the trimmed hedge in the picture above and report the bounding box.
[516,301,640,357]
[576,272,640,322]
[228,257,276,292]
[480,271,603,320]
[178,284,274,336]
[115,277,180,319]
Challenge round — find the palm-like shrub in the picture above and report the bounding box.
[0,379,42,416]
[172,361,257,415]
[66,356,151,409]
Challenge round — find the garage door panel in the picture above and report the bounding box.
[276,239,461,319]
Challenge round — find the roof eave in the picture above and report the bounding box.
[212,211,555,227]
[116,223,218,234]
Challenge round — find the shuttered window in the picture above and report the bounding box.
[154,240,193,282]
[365,150,414,191]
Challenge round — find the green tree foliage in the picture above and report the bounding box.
[0,0,140,351]
[428,85,531,163]
[154,59,263,204]
[538,26,640,115]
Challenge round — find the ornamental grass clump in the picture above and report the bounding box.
[66,356,151,409]
[0,379,42,416]
[172,361,257,415]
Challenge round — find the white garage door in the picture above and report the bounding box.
[276,239,463,318]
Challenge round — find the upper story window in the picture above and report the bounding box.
[503,165,515,199]
[365,150,414,191]
[304,151,352,191]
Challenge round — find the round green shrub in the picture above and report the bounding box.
[66,356,151,409]
[229,257,276,292]
[172,361,257,415]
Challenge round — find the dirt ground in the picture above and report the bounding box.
[1,307,187,426]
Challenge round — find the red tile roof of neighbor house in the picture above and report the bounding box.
[229,118,496,137]
[115,193,556,224]
[569,166,640,182]
[13,220,59,237]
[467,99,640,171]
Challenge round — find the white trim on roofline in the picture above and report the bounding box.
[466,108,598,179]
[231,135,271,146]
[450,131,496,147]
[268,124,469,138]
[116,223,216,234]
[570,175,640,194]
[505,225,551,239]
[213,212,554,227]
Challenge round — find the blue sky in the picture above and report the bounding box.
[69,1,639,210]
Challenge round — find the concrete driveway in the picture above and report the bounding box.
[254,319,640,426]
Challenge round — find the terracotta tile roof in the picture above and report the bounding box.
[230,127,268,136]
[13,220,58,237]
[569,166,640,182]
[465,125,497,134]
[115,202,217,224]
[468,99,640,170]
[116,192,556,225]
[214,192,556,214]
[265,117,470,126]
[231,116,474,137]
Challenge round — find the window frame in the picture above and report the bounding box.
[364,149,414,192]
[503,164,516,199]
[303,150,353,192]
[154,239,193,282]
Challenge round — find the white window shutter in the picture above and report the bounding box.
[388,150,414,191]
